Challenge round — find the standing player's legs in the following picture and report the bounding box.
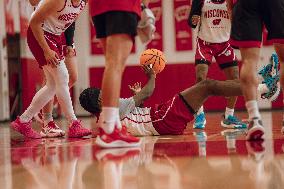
[40,51,78,138]
[193,38,212,129]
[230,0,264,140]
[42,63,90,138]
[92,12,141,148]
[216,44,246,129]
[100,34,132,130]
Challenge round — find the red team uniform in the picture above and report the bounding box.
[28,0,86,68]
[193,0,237,68]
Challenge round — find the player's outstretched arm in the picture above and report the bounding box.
[132,66,156,107]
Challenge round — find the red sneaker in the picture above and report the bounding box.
[96,125,141,148]
[67,120,91,138]
[11,117,41,139]
[40,121,65,138]
[246,118,265,141]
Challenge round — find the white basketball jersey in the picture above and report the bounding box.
[33,0,86,35]
[119,98,159,136]
[198,0,231,43]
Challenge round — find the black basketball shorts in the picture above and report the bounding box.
[92,11,139,38]
[231,0,284,48]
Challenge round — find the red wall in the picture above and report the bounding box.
[21,58,43,110]
[89,63,247,111]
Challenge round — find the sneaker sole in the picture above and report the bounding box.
[95,136,141,148]
[220,121,246,129]
[246,126,265,141]
[68,132,91,138]
[40,131,65,138]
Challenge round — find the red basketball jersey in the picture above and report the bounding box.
[89,0,141,17]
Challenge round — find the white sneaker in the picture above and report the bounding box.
[40,121,65,138]
[246,117,264,141]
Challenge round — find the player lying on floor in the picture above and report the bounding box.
[79,65,279,140]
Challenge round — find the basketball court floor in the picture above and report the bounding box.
[1,111,284,189]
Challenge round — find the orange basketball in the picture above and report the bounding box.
[140,49,166,74]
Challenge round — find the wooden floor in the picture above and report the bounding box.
[1,111,284,189]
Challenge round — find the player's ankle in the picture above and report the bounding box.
[246,100,261,120]
[100,107,119,134]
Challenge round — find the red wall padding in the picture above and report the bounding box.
[89,63,247,111]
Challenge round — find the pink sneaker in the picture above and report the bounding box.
[96,125,141,148]
[67,120,91,138]
[11,117,41,139]
[40,121,65,138]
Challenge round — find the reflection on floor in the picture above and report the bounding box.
[1,111,284,189]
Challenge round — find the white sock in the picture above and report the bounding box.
[245,100,261,120]
[100,107,119,134]
[43,113,53,126]
[225,107,234,119]
[20,113,33,123]
[257,84,269,94]
[197,106,204,115]
[46,63,77,123]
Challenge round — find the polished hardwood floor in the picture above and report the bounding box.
[1,111,284,189]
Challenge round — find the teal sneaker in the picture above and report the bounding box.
[258,53,279,80]
[221,115,247,129]
[260,74,280,101]
[193,112,206,129]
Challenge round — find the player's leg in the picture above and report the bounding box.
[40,48,78,138]
[92,12,141,147]
[217,46,246,128]
[11,67,57,138]
[230,0,264,140]
[194,64,209,129]
[193,38,212,129]
[180,79,242,113]
[65,57,78,87]
[44,62,91,138]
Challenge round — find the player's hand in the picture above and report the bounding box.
[142,65,156,78]
[65,46,76,58]
[128,82,142,94]
[44,48,59,67]
[191,15,200,26]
